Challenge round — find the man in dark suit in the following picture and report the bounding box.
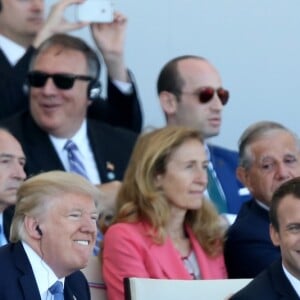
[157,55,250,218]
[0,171,101,300]
[0,129,26,245]
[230,177,300,299]
[0,0,142,132]
[225,121,300,278]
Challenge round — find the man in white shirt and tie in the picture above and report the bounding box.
[0,128,26,246]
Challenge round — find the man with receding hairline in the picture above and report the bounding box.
[0,128,26,246]
[225,121,300,278]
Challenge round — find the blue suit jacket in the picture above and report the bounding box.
[0,242,90,300]
[224,199,281,278]
[230,260,299,300]
[208,144,250,214]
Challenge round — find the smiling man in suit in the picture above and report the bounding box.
[157,55,250,220]
[231,176,300,299]
[0,0,142,132]
[0,171,102,300]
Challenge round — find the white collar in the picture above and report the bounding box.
[49,119,88,155]
[282,263,300,297]
[255,199,270,211]
[22,241,65,298]
[0,35,26,66]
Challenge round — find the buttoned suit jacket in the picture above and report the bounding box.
[0,241,90,300]
[0,111,137,181]
[230,260,299,300]
[208,144,251,214]
[224,199,281,278]
[0,47,142,132]
[103,222,227,300]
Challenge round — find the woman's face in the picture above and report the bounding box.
[155,139,208,212]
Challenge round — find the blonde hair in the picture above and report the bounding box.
[10,171,103,242]
[104,126,224,256]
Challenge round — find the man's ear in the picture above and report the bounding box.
[159,91,178,116]
[236,166,252,192]
[269,224,280,247]
[24,216,41,240]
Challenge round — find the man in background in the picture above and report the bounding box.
[225,121,300,278]
[157,55,250,218]
[0,128,26,246]
[0,0,142,132]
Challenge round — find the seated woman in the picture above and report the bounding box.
[101,126,227,300]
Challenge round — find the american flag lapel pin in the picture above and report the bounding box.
[106,161,116,180]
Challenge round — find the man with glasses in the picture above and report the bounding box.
[0,0,142,132]
[157,55,250,219]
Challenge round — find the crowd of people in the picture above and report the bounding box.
[0,0,299,299]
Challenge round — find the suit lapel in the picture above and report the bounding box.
[13,242,41,300]
[270,261,300,300]
[149,236,192,279]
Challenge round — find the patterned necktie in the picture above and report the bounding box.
[49,281,64,300]
[207,164,227,214]
[64,140,89,180]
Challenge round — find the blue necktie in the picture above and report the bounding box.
[207,164,227,214]
[49,281,64,300]
[64,140,89,180]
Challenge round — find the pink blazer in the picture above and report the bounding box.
[102,222,227,300]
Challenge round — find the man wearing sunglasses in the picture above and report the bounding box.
[157,55,250,220]
[0,0,142,133]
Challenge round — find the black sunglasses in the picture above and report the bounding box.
[176,87,229,105]
[27,71,93,90]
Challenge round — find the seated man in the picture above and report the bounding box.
[0,0,142,132]
[0,128,26,245]
[0,170,102,299]
[224,121,300,278]
[230,177,300,299]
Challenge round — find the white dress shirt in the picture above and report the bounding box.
[282,264,300,297]
[0,35,26,66]
[22,241,65,300]
[49,120,101,184]
[0,213,7,246]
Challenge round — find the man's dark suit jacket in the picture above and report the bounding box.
[209,144,251,214]
[3,206,15,242]
[230,260,299,300]
[0,47,142,132]
[224,199,280,278]
[0,241,90,300]
[0,111,137,181]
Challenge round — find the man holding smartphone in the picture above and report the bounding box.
[0,0,142,132]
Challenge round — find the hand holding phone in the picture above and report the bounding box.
[76,0,114,23]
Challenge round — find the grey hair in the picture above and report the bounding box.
[238,121,300,169]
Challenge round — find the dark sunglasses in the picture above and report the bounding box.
[27,71,93,90]
[176,87,229,105]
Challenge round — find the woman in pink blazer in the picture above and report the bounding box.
[102,126,227,300]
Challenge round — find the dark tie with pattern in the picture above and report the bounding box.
[49,281,64,300]
[64,140,89,180]
[207,164,227,213]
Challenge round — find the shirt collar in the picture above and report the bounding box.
[22,241,65,296]
[0,35,26,66]
[49,119,88,155]
[282,263,300,297]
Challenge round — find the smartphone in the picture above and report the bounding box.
[76,0,114,23]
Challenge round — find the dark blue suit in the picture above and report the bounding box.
[209,144,251,214]
[224,199,280,278]
[0,242,90,300]
[230,260,299,300]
